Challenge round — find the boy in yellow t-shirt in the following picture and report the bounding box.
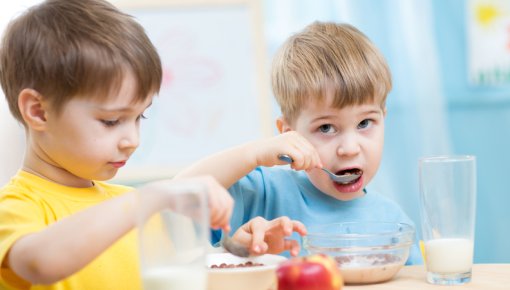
[0,1,305,289]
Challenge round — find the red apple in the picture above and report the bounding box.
[276,254,343,290]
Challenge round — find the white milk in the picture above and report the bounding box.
[425,238,474,273]
[142,267,206,290]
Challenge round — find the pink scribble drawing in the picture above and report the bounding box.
[163,57,222,89]
[154,27,226,138]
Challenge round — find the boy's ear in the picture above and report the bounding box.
[383,107,387,117]
[276,116,292,134]
[18,88,48,131]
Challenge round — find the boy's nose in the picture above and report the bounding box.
[119,127,140,152]
[337,134,361,156]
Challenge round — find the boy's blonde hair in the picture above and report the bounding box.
[271,22,391,122]
[0,0,162,126]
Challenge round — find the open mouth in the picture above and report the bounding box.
[335,168,363,184]
[336,168,363,176]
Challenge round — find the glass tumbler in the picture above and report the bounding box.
[136,180,209,290]
[418,155,476,285]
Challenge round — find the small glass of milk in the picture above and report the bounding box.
[136,180,210,290]
[419,155,477,285]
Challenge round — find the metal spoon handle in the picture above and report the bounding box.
[221,230,250,257]
[278,154,293,164]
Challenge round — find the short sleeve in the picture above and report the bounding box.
[0,192,47,288]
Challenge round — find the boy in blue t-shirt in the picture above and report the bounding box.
[176,21,422,264]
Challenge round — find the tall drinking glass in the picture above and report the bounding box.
[136,180,209,290]
[418,155,476,285]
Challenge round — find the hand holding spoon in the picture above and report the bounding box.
[278,154,360,184]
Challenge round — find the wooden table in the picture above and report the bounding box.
[343,264,510,290]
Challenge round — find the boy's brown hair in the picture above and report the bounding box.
[0,0,162,126]
[271,21,392,123]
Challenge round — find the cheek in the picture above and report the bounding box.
[373,133,385,157]
[88,134,116,152]
[84,136,102,151]
[315,142,337,166]
[364,142,384,177]
[60,125,108,157]
[66,129,97,149]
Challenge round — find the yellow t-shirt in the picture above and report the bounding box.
[0,170,141,290]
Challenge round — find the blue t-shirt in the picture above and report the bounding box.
[213,166,423,265]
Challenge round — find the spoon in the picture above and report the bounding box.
[278,154,360,184]
[221,230,250,257]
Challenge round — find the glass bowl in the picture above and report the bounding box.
[303,221,415,284]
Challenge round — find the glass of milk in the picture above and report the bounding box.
[136,180,209,290]
[418,155,476,285]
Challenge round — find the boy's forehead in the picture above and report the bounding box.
[291,98,384,122]
[303,96,383,110]
[88,70,153,107]
[66,89,153,112]
[95,94,153,110]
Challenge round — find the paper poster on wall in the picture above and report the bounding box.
[112,0,271,183]
[467,0,510,85]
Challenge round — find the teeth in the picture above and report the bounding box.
[338,169,362,175]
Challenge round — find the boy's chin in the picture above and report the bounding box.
[331,190,365,201]
[91,169,118,181]
[308,176,365,201]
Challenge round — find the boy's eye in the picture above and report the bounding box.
[136,113,148,121]
[358,119,372,129]
[101,119,119,127]
[319,124,335,133]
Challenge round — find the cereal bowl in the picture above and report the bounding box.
[207,252,287,290]
[303,222,415,284]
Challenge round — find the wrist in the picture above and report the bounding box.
[237,141,261,168]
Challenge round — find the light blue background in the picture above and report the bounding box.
[431,0,510,263]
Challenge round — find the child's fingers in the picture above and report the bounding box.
[210,204,232,230]
[245,217,269,253]
[221,194,234,227]
[292,133,322,169]
[280,142,321,171]
[284,239,301,257]
[207,197,222,228]
[209,177,234,229]
[268,216,306,237]
[291,220,307,236]
[272,216,293,236]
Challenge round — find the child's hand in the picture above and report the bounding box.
[142,176,233,231]
[252,131,322,171]
[175,176,234,231]
[231,216,307,256]
[195,175,234,231]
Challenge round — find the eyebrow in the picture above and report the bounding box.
[97,102,153,113]
[310,115,337,123]
[310,108,382,121]
[364,109,383,116]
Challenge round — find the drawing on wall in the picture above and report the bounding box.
[467,0,510,85]
[114,2,271,183]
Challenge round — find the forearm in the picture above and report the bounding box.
[175,142,259,188]
[6,191,139,284]
[5,179,225,285]
[175,132,321,188]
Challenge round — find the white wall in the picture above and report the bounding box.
[0,1,42,184]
